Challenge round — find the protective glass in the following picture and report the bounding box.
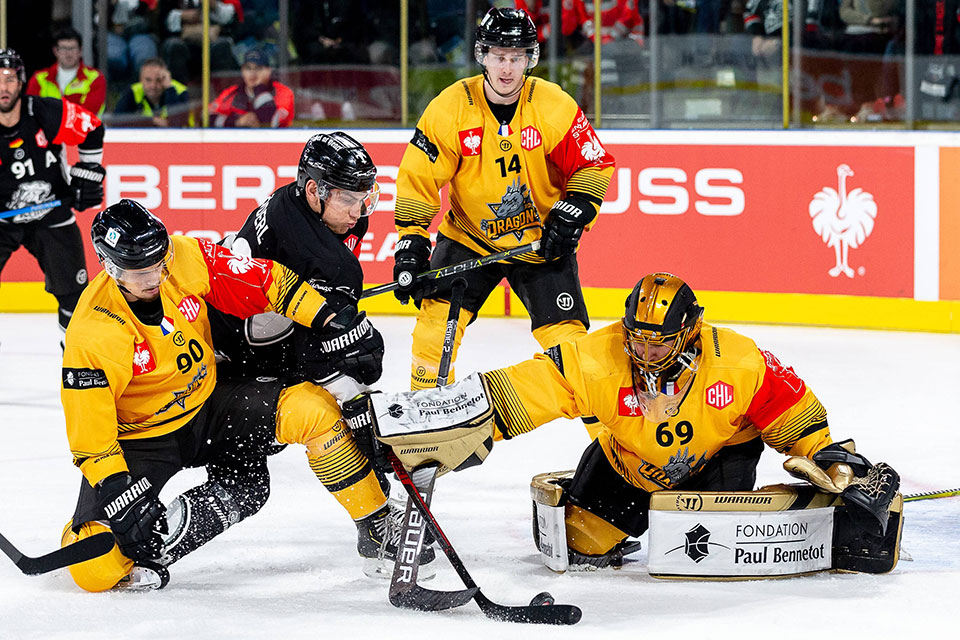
[326,182,380,217]
[474,44,539,70]
[103,245,174,289]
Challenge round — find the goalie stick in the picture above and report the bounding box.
[360,241,540,299]
[389,278,474,610]
[904,488,960,502]
[0,530,115,576]
[390,454,582,625]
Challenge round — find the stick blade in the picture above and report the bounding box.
[475,591,582,625]
[2,531,115,576]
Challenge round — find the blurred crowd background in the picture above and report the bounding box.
[4,0,958,129]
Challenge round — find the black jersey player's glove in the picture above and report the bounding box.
[302,306,385,386]
[539,195,597,262]
[70,162,106,211]
[97,473,168,562]
[392,234,432,306]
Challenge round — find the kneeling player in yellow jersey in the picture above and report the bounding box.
[351,273,901,575]
[59,200,399,591]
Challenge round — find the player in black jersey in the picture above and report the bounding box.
[0,49,105,341]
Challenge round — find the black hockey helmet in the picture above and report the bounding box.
[91,199,171,273]
[0,48,25,84]
[623,273,703,376]
[474,8,539,69]
[296,131,378,199]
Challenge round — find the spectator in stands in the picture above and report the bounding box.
[838,0,902,55]
[114,57,194,126]
[106,0,161,83]
[209,48,294,127]
[291,0,370,64]
[161,0,239,83]
[27,27,106,116]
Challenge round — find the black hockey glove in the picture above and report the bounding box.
[539,195,597,262]
[342,393,393,475]
[302,307,385,386]
[97,473,168,562]
[392,234,432,306]
[70,162,106,212]
[812,440,900,536]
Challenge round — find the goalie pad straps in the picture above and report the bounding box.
[371,372,496,475]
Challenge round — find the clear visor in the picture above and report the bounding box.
[103,245,174,290]
[474,44,539,70]
[326,182,380,217]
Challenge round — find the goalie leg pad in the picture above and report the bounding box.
[371,372,496,474]
[833,493,903,574]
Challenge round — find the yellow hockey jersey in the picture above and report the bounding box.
[396,74,615,262]
[62,235,329,487]
[483,322,833,493]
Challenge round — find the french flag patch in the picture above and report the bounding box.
[498,123,512,137]
[160,316,175,336]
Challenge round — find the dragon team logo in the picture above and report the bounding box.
[809,164,877,279]
[459,127,483,156]
[132,341,156,375]
[480,179,541,241]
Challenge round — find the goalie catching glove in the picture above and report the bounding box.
[70,162,106,211]
[345,372,497,475]
[783,439,900,536]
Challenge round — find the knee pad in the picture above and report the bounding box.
[62,520,132,592]
[275,382,342,455]
[531,471,629,572]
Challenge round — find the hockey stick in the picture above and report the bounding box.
[904,488,960,502]
[0,200,63,220]
[389,278,476,611]
[360,241,540,299]
[390,454,582,625]
[0,530,115,576]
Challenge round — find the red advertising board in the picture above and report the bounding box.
[3,139,915,298]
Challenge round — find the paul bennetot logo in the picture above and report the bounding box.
[808,164,877,279]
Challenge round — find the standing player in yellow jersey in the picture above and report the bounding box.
[392,8,615,419]
[60,200,394,591]
[354,273,901,571]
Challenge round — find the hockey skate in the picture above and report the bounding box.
[567,540,643,572]
[357,498,436,579]
[114,560,170,591]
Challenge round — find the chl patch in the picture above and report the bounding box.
[178,295,202,322]
[705,380,734,410]
[459,127,483,156]
[62,367,109,390]
[411,127,439,163]
[521,126,541,150]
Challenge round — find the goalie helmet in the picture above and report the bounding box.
[296,132,379,215]
[0,48,25,83]
[474,8,539,70]
[91,199,172,283]
[623,272,703,378]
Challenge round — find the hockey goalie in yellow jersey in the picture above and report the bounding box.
[350,272,902,577]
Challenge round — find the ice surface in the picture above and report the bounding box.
[1,313,957,639]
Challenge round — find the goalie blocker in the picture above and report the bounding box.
[531,473,903,578]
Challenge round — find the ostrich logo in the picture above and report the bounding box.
[808,164,877,278]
